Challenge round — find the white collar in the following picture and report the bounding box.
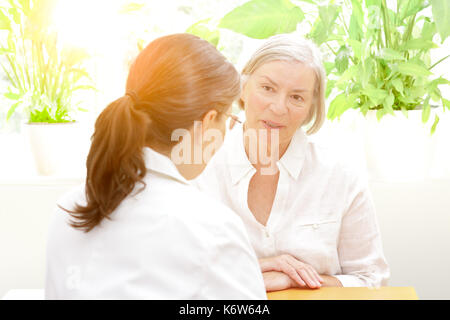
[227,124,308,185]
[143,147,190,185]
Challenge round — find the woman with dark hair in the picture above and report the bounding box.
[45,34,266,299]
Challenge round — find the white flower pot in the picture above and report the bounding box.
[363,109,438,182]
[23,122,85,176]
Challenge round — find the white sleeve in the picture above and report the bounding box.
[335,173,390,287]
[198,212,267,299]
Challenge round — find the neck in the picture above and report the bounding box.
[243,123,290,173]
[173,163,205,180]
[148,143,204,181]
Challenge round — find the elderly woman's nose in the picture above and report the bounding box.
[269,95,288,115]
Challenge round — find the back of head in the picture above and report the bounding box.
[240,33,326,134]
[68,33,240,232]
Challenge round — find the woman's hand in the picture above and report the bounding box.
[263,272,342,292]
[259,254,323,289]
[262,271,297,292]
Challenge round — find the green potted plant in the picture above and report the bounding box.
[215,0,450,180]
[0,0,95,175]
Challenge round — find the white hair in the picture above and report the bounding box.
[240,33,326,134]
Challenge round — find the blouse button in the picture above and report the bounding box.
[264,229,270,238]
[312,223,319,230]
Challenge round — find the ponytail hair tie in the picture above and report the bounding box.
[125,91,139,105]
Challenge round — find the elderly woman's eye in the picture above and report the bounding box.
[262,85,273,92]
[292,95,304,102]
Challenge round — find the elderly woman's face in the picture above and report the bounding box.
[241,60,316,148]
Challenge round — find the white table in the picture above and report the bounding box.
[2,289,45,300]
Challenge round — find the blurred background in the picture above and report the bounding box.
[0,0,449,299]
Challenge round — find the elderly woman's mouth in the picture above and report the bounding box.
[262,120,285,129]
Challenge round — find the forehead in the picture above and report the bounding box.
[252,60,316,92]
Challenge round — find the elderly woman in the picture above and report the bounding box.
[194,34,389,291]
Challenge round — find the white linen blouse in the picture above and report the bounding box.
[45,147,267,299]
[194,123,390,287]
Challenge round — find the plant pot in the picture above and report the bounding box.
[23,122,86,176]
[363,109,438,182]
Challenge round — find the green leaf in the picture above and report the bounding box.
[309,5,339,45]
[428,77,450,88]
[325,79,335,98]
[327,93,356,120]
[442,98,450,110]
[400,106,409,118]
[398,0,428,22]
[8,7,20,25]
[379,48,405,61]
[336,64,358,86]
[6,101,20,121]
[397,62,432,77]
[218,0,304,39]
[401,39,438,51]
[348,39,362,60]
[410,85,427,100]
[364,86,388,105]
[421,19,437,41]
[391,78,404,94]
[361,58,374,87]
[0,9,11,30]
[430,87,442,102]
[431,0,450,42]
[383,93,395,115]
[430,114,439,135]
[4,92,20,100]
[360,100,373,116]
[186,19,220,47]
[349,0,364,41]
[335,45,350,74]
[119,3,145,14]
[324,62,335,75]
[422,97,431,123]
[365,0,382,8]
[376,108,386,121]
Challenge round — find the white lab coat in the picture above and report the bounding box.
[45,147,267,299]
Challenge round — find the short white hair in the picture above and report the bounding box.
[239,33,326,134]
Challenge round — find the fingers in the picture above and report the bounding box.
[301,263,323,285]
[298,269,320,288]
[310,266,324,284]
[285,265,306,288]
[285,255,322,289]
[261,254,324,289]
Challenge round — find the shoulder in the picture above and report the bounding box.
[56,184,87,211]
[135,176,246,238]
[306,136,367,185]
[173,184,247,236]
[192,125,242,192]
[47,184,86,247]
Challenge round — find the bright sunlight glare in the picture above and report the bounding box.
[52,0,124,51]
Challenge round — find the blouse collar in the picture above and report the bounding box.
[226,123,308,185]
[143,147,190,185]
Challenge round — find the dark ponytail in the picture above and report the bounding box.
[67,95,150,232]
[65,33,241,232]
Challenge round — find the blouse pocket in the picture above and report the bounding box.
[291,218,341,250]
[294,219,339,231]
